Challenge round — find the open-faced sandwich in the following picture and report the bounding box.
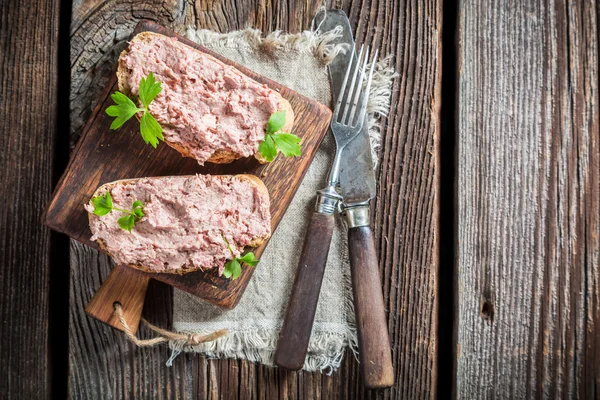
[112,32,296,165]
[85,174,271,278]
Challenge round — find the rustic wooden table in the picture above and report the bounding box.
[1,0,598,398]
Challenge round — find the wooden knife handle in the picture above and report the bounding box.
[274,212,335,370]
[348,226,394,389]
[85,264,150,334]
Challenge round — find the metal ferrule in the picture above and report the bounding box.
[315,186,343,215]
[341,202,371,228]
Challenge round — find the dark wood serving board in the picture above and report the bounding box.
[43,20,331,312]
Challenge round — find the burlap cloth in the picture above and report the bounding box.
[167,22,395,373]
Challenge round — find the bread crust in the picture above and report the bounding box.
[88,174,271,275]
[117,31,295,165]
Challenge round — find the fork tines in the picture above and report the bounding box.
[333,45,379,130]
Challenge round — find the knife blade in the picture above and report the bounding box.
[314,9,377,204]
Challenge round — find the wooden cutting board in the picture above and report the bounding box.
[43,21,331,316]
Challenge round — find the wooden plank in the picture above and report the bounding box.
[0,0,60,397]
[367,0,442,396]
[456,0,599,398]
[67,0,442,398]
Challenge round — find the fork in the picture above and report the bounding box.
[274,46,378,370]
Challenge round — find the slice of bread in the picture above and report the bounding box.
[85,174,271,275]
[117,32,294,165]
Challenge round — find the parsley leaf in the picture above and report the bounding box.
[258,135,277,162]
[221,236,259,280]
[132,200,145,218]
[89,193,145,232]
[222,258,241,279]
[258,111,302,162]
[91,192,113,216]
[271,133,301,157]
[266,110,287,134]
[105,73,164,148]
[106,93,142,130]
[138,72,162,108]
[117,215,135,232]
[140,112,164,148]
[237,252,259,266]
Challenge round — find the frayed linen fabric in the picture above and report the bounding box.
[168,22,395,373]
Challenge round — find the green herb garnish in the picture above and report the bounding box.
[258,111,301,162]
[105,72,164,148]
[221,236,259,280]
[90,192,145,232]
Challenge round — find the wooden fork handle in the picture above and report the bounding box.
[274,212,335,370]
[85,264,150,334]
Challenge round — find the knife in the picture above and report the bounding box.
[274,10,393,389]
[322,11,394,390]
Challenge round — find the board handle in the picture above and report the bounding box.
[348,226,394,389]
[85,264,150,334]
[274,212,335,370]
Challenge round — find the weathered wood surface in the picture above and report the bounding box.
[68,0,441,398]
[456,1,599,398]
[0,0,60,398]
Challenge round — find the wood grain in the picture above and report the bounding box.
[368,0,442,397]
[0,0,60,397]
[67,0,442,398]
[46,20,331,309]
[456,0,599,398]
